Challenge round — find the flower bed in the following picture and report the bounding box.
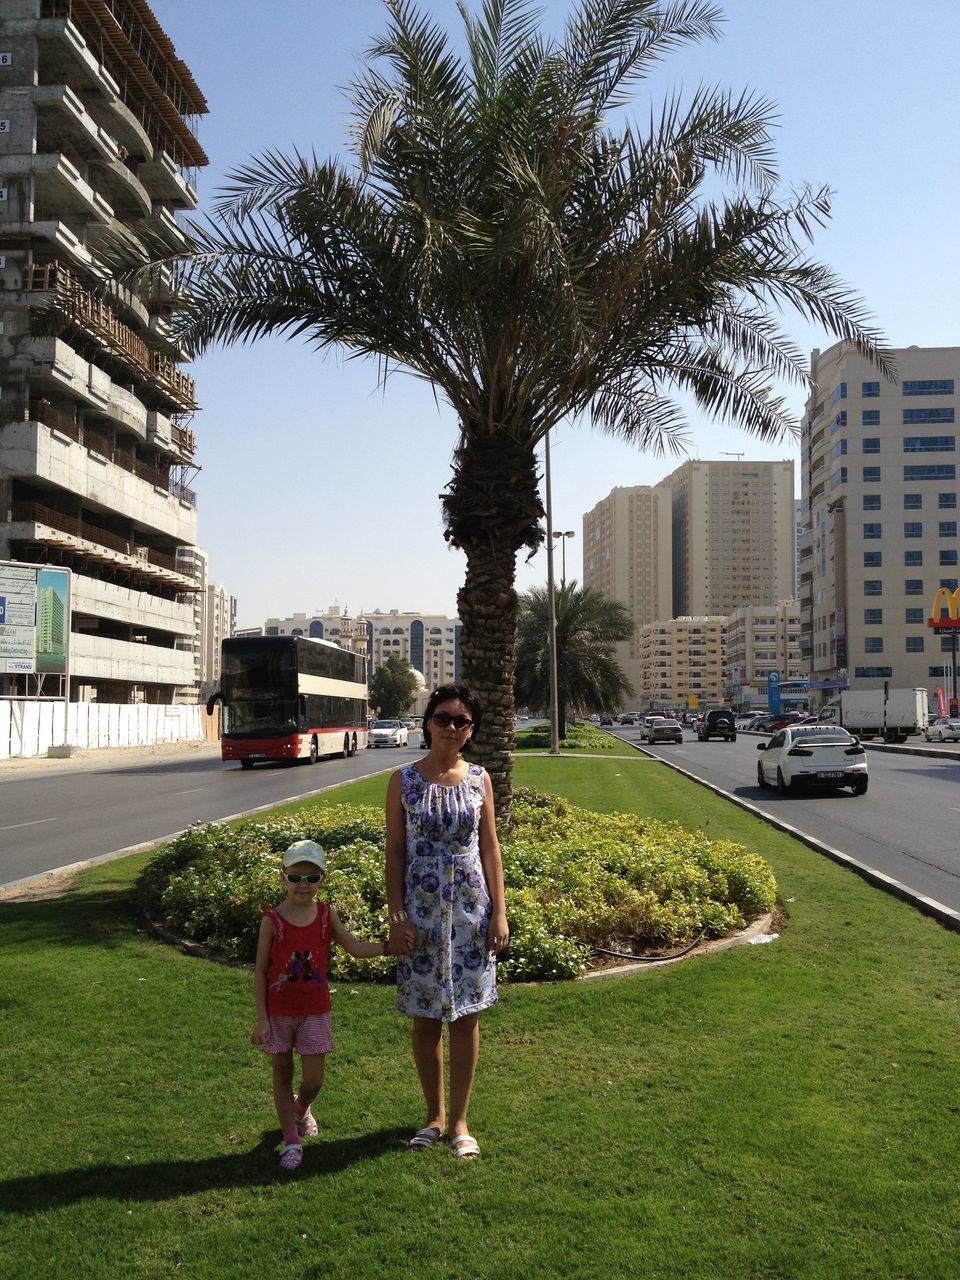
[137,789,777,981]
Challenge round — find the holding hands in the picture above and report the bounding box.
[389,909,417,956]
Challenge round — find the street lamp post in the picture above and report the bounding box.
[550,529,576,586]
[543,431,561,756]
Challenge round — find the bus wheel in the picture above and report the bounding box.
[240,759,255,770]
[309,736,319,765]
[342,735,350,759]
[349,734,357,757]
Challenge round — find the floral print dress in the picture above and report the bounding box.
[395,761,497,1021]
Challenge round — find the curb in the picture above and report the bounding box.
[578,911,777,981]
[616,734,960,935]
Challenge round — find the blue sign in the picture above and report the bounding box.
[767,670,782,714]
[0,596,5,624]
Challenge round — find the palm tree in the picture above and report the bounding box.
[169,0,890,824]
[515,581,634,736]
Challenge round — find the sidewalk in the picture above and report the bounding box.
[0,738,221,779]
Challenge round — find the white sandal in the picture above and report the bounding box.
[450,1134,480,1161]
[407,1126,444,1150]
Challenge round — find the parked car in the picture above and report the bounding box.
[647,717,683,744]
[368,719,408,748]
[924,717,960,742]
[697,709,737,742]
[640,713,667,740]
[757,724,867,795]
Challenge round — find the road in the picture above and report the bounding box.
[608,725,960,916]
[0,741,419,889]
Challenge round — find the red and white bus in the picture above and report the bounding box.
[213,635,368,768]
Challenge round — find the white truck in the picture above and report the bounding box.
[817,688,929,742]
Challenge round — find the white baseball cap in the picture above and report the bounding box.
[282,839,327,873]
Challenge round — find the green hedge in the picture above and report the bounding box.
[137,789,776,981]
[514,721,617,750]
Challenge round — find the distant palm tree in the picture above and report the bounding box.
[169,0,890,823]
[515,582,634,736]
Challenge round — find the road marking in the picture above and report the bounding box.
[172,787,206,795]
[0,817,58,831]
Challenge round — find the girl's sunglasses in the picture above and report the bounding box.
[284,872,324,884]
[431,712,473,729]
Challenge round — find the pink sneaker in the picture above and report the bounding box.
[279,1142,303,1171]
[295,1105,318,1138]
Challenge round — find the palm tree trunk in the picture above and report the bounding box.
[442,429,544,828]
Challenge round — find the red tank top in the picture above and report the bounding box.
[264,903,332,1017]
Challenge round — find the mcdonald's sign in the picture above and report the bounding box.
[928,586,960,630]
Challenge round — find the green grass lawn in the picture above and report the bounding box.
[2,754,959,1279]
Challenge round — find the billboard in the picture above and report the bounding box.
[0,561,71,675]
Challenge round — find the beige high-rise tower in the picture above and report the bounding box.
[662,459,796,617]
[582,484,673,696]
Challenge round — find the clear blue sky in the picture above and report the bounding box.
[150,0,960,629]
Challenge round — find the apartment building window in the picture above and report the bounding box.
[905,550,923,566]
[905,579,924,595]
[863,523,882,539]
[930,666,949,677]
[940,578,958,589]
[903,411,955,427]
[862,438,881,453]
[904,435,955,451]
[903,379,954,396]
[863,609,883,625]
[831,467,847,488]
[861,494,881,512]
[862,410,880,426]
[830,382,847,404]
[906,637,925,653]
[905,608,924,624]
[863,580,883,596]
[863,466,881,482]
[856,666,892,678]
[862,381,880,397]
[904,465,956,481]
[904,522,923,538]
[864,551,882,566]
[904,493,922,509]
[939,492,957,508]
[940,550,959,565]
[831,439,847,460]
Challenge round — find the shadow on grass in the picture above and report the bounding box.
[0,1127,409,1213]
[0,885,142,951]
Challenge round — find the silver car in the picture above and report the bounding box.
[924,717,960,742]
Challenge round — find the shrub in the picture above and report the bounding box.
[514,722,617,751]
[137,791,777,982]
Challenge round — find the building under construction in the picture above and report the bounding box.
[0,0,208,702]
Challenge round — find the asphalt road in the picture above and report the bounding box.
[0,741,419,889]
[609,725,960,916]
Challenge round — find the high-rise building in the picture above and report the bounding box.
[724,600,804,709]
[637,615,726,710]
[0,0,207,703]
[263,607,463,691]
[799,341,960,699]
[661,459,796,617]
[582,484,672,695]
[202,582,235,693]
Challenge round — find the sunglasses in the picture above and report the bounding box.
[284,872,324,884]
[431,712,473,729]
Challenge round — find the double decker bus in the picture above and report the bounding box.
[212,635,368,768]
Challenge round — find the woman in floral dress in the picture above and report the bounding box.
[385,684,509,1161]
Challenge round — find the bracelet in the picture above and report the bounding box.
[389,910,408,925]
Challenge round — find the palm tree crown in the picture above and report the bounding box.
[516,581,634,733]
[170,0,889,823]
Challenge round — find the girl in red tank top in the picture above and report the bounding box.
[251,840,390,1171]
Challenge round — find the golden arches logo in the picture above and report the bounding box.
[929,586,960,629]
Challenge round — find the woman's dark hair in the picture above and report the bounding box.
[421,683,482,747]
